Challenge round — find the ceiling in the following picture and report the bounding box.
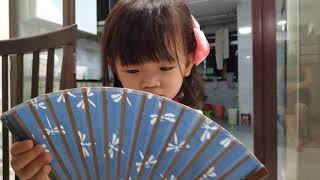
[186,0,286,22]
[186,0,248,26]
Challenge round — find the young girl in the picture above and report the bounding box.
[10,0,210,179]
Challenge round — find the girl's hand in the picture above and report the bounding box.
[10,140,52,180]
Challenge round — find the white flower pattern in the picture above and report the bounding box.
[166,133,190,152]
[77,89,96,109]
[200,166,217,180]
[107,133,124,159]
[220,137,233,148]
[78,131,92,157]
[111,90,132,106]
[43,116,65,138]
[160,174,176,180]
[136,151,157,172]
[57,92,76,103]
[32,99,47,110]
[147,93,154,99]
[150,113,176,125]
[200,119,218,142]
[120,178,131,180]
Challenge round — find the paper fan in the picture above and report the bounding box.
[1,87,268,179]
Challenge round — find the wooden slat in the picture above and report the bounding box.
[7,54,23,107]
[9,0,17,39]
[46,48,55,93]
[15,53,24,107]
[2,55,9,113]
[9,0,20,179]
[60,46,76,90]
[31,51,40,98]
[0,25,77,55]
[63,0,75,26]
[102,62,109,86]
[2,55,10,180]
[2,125,10,180]
[9,54,24,180]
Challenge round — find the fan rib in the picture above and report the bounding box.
[161,115,205,178]
[27,101,72,179]
[217,154,251,179]
[64,91,92,179]
[136,99,167,179]
[125,94,148,180]
[116,89,128,180]
[177,128,221,178]
[82,88,101,180]
[50,168,60,180]
[12,111,60,180]
[102,88,111,180]
[148,108,187,180]
[12,111,35,141]
[44,95,82,180]
[195,141,237,179]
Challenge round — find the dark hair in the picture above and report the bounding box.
[101,0,204,108]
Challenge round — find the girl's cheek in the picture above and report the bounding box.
[133,78,142,89]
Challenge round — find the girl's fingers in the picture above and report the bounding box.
[10,140,33,156]
[11,144,46,171]
[28,165,52,180]
[15,152,52,180]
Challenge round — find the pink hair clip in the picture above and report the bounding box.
[191,16,210,65]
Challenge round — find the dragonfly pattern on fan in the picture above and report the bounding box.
[0,87,268,180]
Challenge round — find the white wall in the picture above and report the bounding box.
[36,0,63,25]
[237,1,254,123]
[0,0,9,39]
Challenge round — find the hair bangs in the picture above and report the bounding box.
[105,1,187,66]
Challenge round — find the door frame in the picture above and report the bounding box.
[252,0,277,179]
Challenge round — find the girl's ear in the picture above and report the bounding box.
[184,53,195,77]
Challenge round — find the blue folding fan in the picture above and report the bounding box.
[1,87,268,180]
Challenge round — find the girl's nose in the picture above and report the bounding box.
[141,76,160,89]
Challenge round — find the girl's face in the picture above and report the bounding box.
[115,59,194,99]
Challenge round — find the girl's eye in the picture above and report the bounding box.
[160,67,174,71]
[126,70,139,74]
